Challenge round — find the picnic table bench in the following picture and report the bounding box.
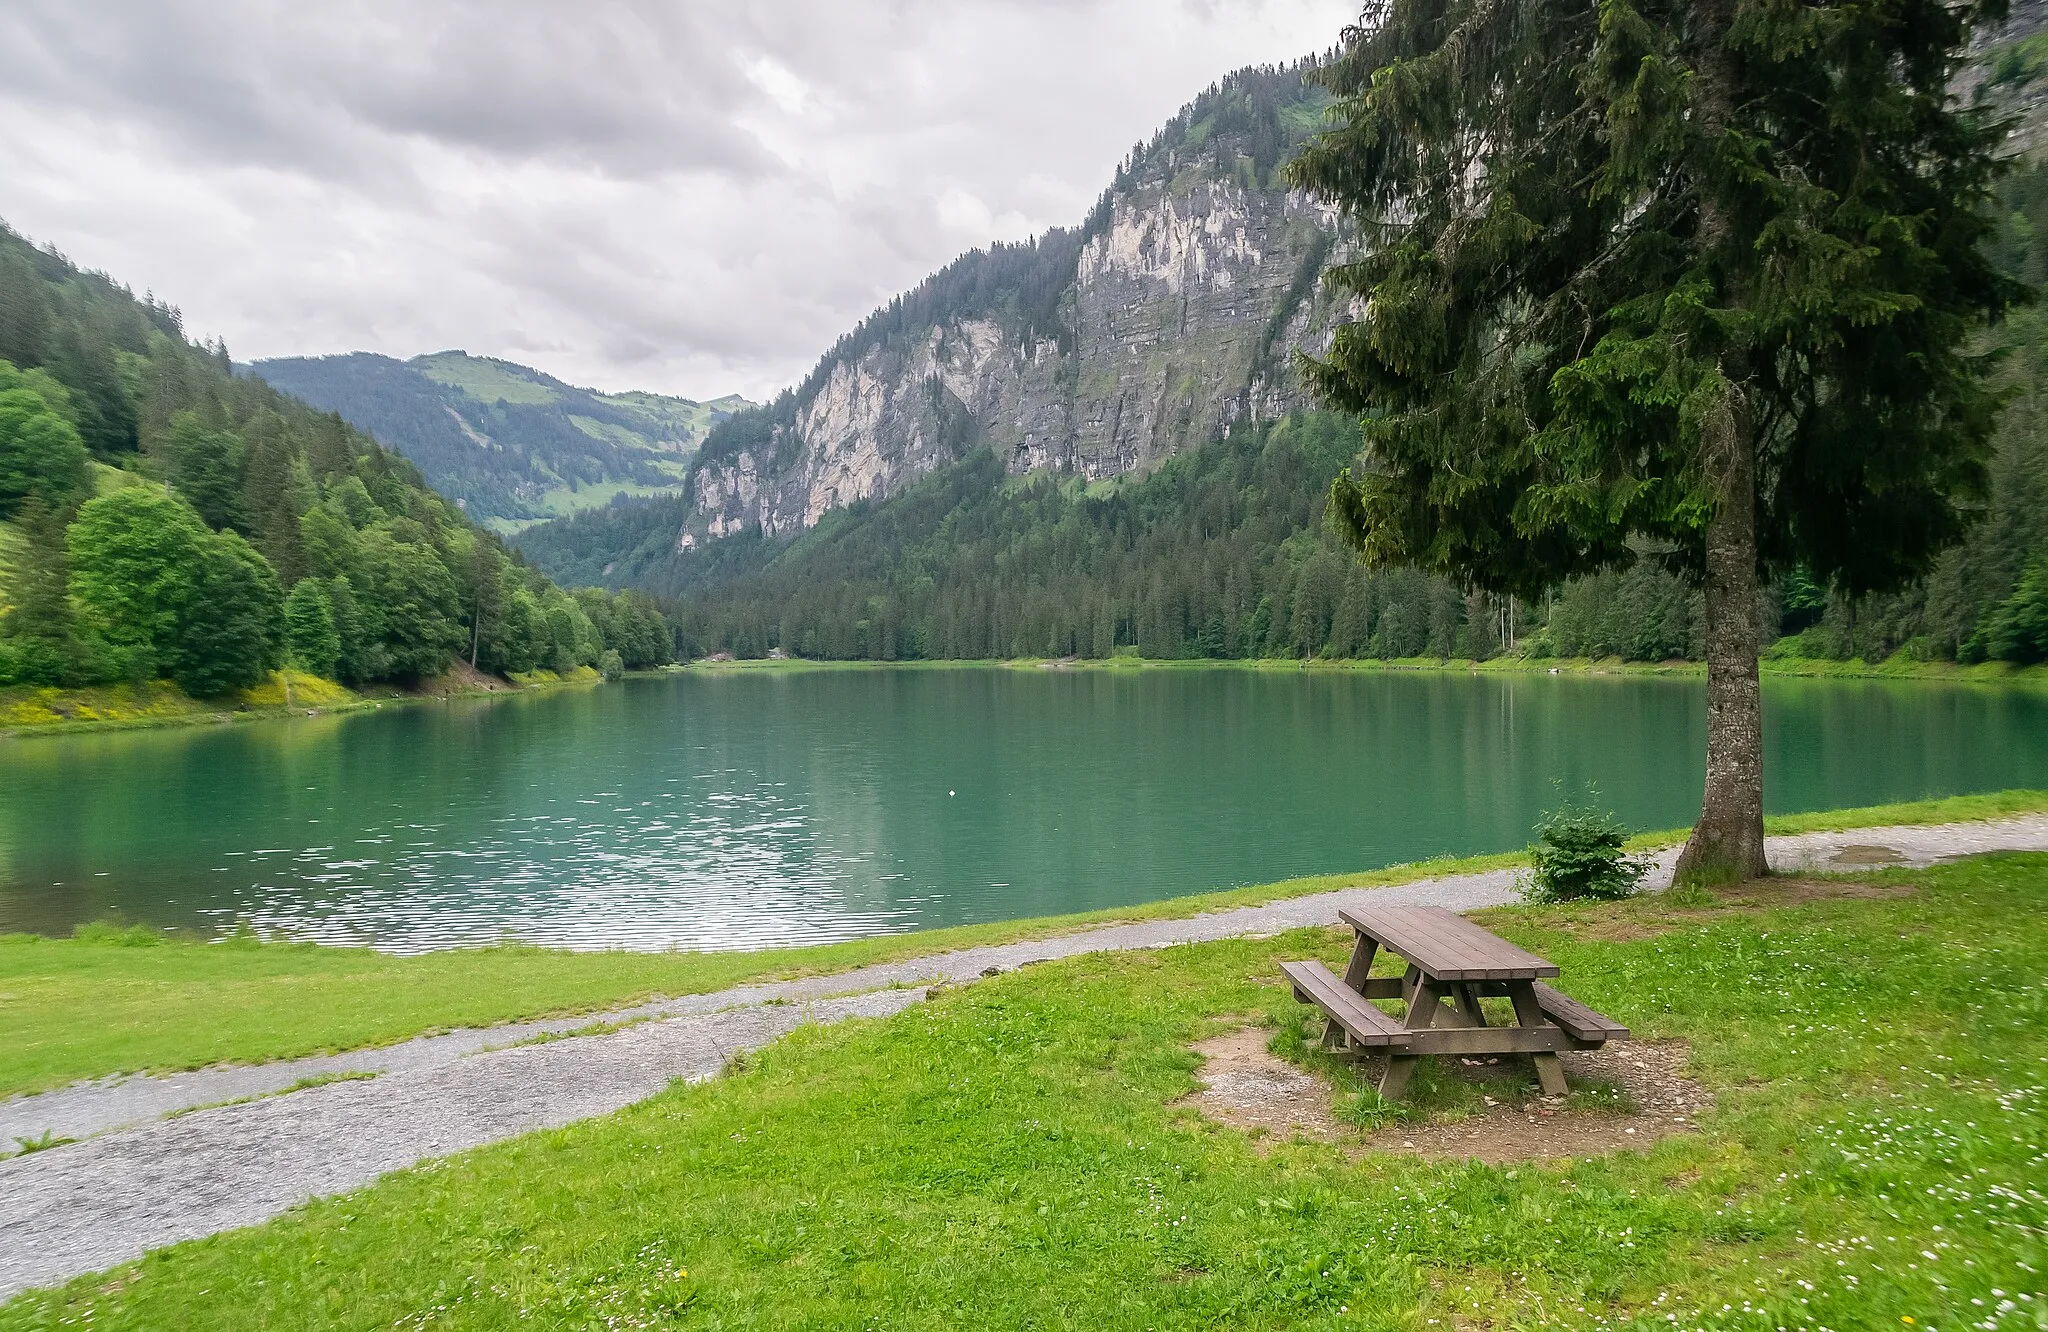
[1281,905,1627,1099]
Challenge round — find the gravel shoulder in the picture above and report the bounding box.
[3,815,2042,1300]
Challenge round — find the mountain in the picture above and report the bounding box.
[519,59,1347,585]
[249,349,752,531]
[669,60,1346,550]
[525,37,2048,670]
[0,223,676,698]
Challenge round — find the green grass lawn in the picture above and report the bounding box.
[5,790,2046,1099]
[5,852,2043,1329]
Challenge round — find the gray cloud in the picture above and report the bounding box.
[0,0,1356,400]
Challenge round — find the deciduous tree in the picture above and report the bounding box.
[67,486,206,670]
[0,385,90,518]
[353,526,463,680]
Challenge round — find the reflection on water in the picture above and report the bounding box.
[2,669,2045,952]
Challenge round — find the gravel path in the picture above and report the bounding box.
[3,815,2042,1299]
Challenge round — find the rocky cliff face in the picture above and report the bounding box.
[680,63,1351,551]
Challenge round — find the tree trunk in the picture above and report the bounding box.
[1672,415,1769,885]
[1672,0,1769,887]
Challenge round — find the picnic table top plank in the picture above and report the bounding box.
[1377,909,1499,975]
[1403,914,1497,974]
[1337,905,1560,981]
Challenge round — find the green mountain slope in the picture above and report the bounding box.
[0,221,676,698]
[249,350,752,532]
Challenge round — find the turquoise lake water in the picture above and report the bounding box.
[1,667,2044,952]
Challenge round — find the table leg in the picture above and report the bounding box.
[1377,1051,1418,1099]
[1342,933,1380,992]
[1379,974,1443,1099]
[1452,983,1488,1028]
[1508,982,1568,1096]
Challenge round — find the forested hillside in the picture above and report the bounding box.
[251,350,749,530]
[0,222,675,698]
[521,152,2048,669]
[523,411,1688,662]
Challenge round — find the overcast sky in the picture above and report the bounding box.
[0,1,1358,402]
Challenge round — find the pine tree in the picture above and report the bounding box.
[0,498,79,685]
[283,578,342,680]
[1289,0,2019,882]
[325,575,368,683]
[240,418,312,583]
[163,412,247,531]
[173,530,284,696]
[464,538,505,669]
[0,249,49,369]
[45,323,138,456]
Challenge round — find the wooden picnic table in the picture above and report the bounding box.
[1280,905,1627,1099]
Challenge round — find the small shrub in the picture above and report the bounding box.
[598,649,625,682]
[1521,800,1648,903]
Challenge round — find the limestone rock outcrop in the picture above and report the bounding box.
[682,63,1354,551]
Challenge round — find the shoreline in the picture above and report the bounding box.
[8,651,2035,741]
[0,664,610,742]
[680,650,2048,686]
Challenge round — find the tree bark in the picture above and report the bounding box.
[1673,409,1769,885]
[1672,0,1770,886]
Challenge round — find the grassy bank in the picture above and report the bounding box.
[0,664,605,740]
[6,789,2045,1100]
[6,852,2043,1328]
[685,650,2048,685]
[0,671,366,737]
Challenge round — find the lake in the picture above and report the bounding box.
[2,667,2045,952]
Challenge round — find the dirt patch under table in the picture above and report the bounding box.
[1178,1026,1713,1163]
[1358,1040,1714,1163]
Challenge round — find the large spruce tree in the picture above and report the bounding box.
[1290,0,2021,882]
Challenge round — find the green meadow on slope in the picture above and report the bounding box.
[251,349,753,531]
[6,850,2042,1329]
